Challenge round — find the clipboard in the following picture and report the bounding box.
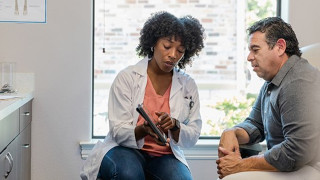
[136,104,167,144]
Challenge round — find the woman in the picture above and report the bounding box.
[81,11,205,180]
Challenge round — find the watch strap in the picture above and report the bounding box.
[171,118,180,131]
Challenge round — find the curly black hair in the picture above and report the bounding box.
[248,17,301,57]
[136,11,205,69]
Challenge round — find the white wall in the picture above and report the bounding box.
[0,0,319,179]
[0,0,91,179]
[286,0,320,47]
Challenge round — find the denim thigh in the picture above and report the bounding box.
[98,146,146,180]
[145,154,193,180]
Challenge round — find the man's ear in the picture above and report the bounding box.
[276,38,287,56]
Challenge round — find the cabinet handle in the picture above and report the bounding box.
[23,112,30,116]
[22,144,30,148]
[4,152,13,178]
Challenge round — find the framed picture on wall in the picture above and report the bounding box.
[0,0,46,23]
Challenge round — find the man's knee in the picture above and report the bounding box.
[217,166,320,180]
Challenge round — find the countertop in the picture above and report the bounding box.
[0,91,34,120]
[0,72,34,120]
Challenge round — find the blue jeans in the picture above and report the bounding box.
[98,146,193,180]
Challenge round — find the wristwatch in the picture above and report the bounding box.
[171,118,180,131]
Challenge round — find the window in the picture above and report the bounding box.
[93,0,279,138]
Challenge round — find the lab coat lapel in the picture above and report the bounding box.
[131,57,149,122]
[170,68,183,99]
[133,57,149,77]
[132,57,149,91]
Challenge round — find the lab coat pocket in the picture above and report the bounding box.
[178,99,191,122]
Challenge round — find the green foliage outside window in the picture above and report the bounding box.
[246,0,276,27]
[202,0,276,137]
[204,94,257,136]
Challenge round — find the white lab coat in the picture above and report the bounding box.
[80,57,202,180]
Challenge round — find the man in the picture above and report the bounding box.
[216,17,320,180]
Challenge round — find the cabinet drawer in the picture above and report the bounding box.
[0,136,19,180]
[0,110,19,153]
[0,147,9,180]
[19,101,32,132]
[18,124,31,180]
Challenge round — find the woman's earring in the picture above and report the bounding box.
[151,47,154,52]
[178,54,184,61]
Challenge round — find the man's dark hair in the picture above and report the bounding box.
[248,17,301,57]
[136,11,205,69]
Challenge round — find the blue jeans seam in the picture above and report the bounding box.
[145,169,162,180]
[105,155,118,180]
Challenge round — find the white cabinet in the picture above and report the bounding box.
[0,100,32,180]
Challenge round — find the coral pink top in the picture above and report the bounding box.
[137,76,173,156]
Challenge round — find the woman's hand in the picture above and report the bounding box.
[155,111,175,133]
[156,111,180,142]
[135,121,170,146]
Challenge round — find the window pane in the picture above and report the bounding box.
[93,0,277,138]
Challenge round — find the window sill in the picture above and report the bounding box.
[79,139,266,160]
[79,139,220,160]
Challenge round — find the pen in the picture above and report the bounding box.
[184,96,194,109]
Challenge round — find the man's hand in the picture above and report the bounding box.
[217,127,252,178]
[216,147,278,179]
[216,147,243,179]
[218,129,241,158]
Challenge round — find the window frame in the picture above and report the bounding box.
[91,0,282,139]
